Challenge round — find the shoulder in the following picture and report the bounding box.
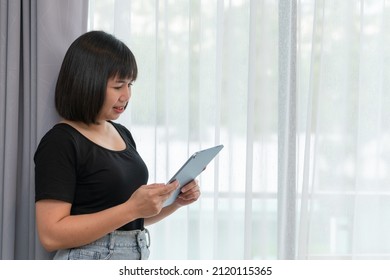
[37,123,80,148]
[34,124,80,161]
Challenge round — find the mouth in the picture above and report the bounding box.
[113,106,125,113]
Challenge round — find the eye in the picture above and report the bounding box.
[113,83,126,90]
[127,82,133,88]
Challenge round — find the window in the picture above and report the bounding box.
[89,0,390,260]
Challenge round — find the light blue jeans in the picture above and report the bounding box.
[53,229,150,260]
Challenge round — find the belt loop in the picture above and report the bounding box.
[109,232,115,250]
[144,228,151,248]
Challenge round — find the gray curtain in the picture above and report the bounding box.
[0,0,88,259]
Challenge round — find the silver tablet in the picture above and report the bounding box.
[163,144,224,207]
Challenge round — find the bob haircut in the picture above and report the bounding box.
[55,30,138,124]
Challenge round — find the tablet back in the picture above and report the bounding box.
[163,144,224,206]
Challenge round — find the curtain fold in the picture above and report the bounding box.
[278,0,297,260]
[296,0,324,259]
[0,0,19,260]
[0,0,88,260]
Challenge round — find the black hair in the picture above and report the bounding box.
[55,30,138,124]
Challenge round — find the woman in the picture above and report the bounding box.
[34,31,200,260]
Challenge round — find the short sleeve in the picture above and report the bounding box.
[34,126,78,203]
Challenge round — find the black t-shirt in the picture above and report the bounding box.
[34,121,149,231]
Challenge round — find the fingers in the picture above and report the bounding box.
[179,180,200,201]
[166,180,180,192]
[154,181,180,203]
[180,180,199,193]
[142,180,200,206]
[146,181,179,195]
[158,181,179,200]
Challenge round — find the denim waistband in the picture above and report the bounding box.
[90,229,150,249]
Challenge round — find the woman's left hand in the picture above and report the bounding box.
[174,180,200,207]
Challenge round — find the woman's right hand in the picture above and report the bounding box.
[126,181,179,218]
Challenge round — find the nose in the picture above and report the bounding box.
[120,85,131,102]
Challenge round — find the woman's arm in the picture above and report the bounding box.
[36,199,136,252]
[144,180,200,226]
[36,182,178,252]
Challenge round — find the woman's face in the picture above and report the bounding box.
[97,76,133,122]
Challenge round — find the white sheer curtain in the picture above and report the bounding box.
[89,0,278,260]
[297,0,390,259]
[89,0,390,260]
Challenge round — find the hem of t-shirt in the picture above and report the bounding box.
[35,193,73,203]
